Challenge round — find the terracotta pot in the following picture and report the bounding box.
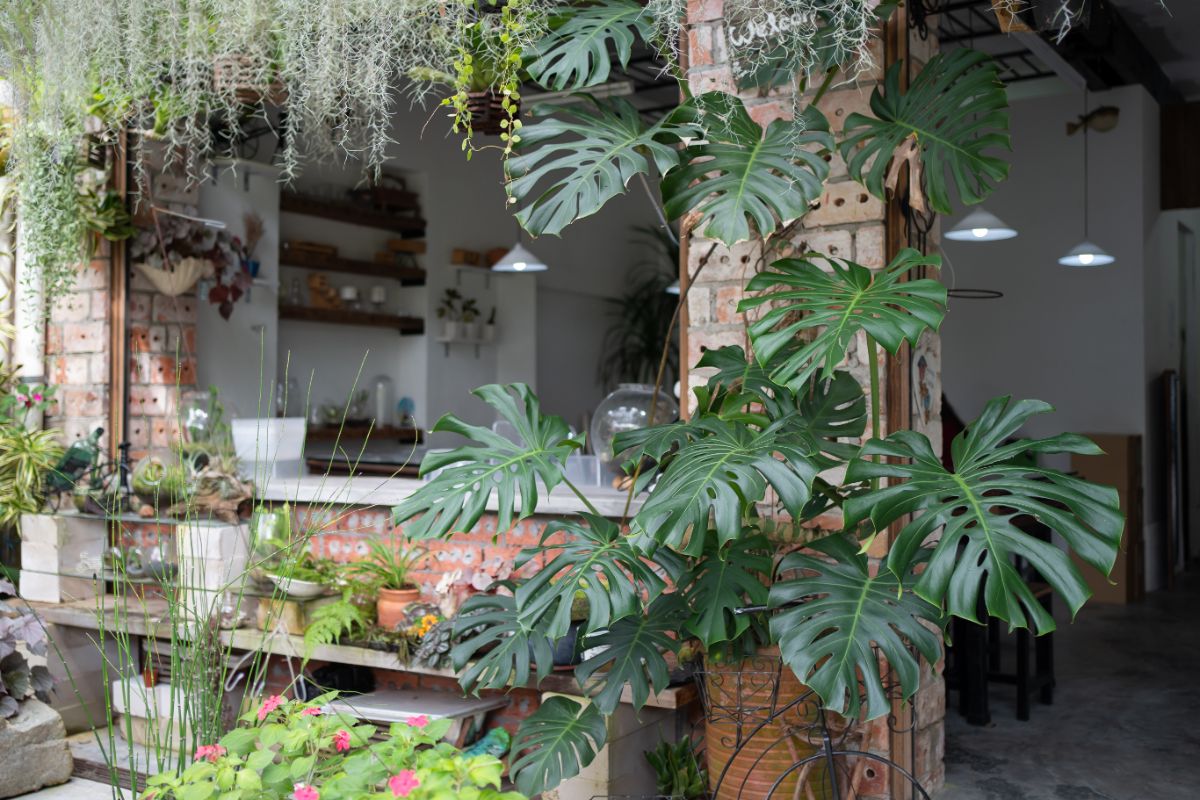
[376,586,421,631]
[703,654,832,800]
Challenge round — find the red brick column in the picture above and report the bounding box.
[682,4,944,796]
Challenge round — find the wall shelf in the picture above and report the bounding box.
[280,191,426,237]
[280,248,427,285]
[279,305,424,335]
[306,425,423,443]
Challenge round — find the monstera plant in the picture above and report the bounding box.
[390,2,1125,796]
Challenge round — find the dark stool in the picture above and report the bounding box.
[987,581,1055,721]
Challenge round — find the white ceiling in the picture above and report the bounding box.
[1110,0,1200,101]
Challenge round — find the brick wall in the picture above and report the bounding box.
[682,3,944,796]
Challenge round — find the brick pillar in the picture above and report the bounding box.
[126,269,197,457]
[44,248,114,449]
[682,4,944,797]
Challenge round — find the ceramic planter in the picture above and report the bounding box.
[702,653,831,800]
[461,321,480,341]
[441,321,461,340]
[376,586,421,630]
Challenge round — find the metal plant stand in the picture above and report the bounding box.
[695,655,931,800]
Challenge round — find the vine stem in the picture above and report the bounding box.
[867,333,881,491]
[562,475,601,517]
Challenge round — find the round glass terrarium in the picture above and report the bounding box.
[590,383,679,473]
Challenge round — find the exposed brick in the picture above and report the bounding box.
[129,384,175,417]
[747,98,792,127]
[62,321,107,354]
[713,285,744,325]
[59,388,106,418]
[688,25,716,68]
[127,416,151,451]
[128,291,152,322]
[74,259,109,290]
[89,289,110,321]
[152,294,196,324]
[685,325,745,370]
[150,416,185,449]
[130,353,198,386]
[816,86,874,134]
[854,224,887,268]
[88,353,110,384]
[807,181,885,227]
[690,237,762,285]
[48,356,90,386]
[780,228,853,261]
[50,294,90,322]
[687,66,736,95]
[687,0,723,23]
[44,324,63,355]
[686,284,712,325]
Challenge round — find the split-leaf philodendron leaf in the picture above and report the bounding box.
[845,397,1125,633]
[662,93,833,245]
[769,534,943,719]
[510,696,607,797]
[451,587,554,695]
[740,248,946,391]
[839,48,1010,215]
[574,594,684,714]
[392,384,581,539]
[527,0,653,91]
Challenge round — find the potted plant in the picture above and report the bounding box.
[461,297,481,341]
[349,537,428,631]
[436,287,463,340]
[0,369,61,533]
[646,737,708,800]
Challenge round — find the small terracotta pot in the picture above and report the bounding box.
[376,586,421,631]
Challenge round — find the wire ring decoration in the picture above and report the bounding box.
[693,652,932,800]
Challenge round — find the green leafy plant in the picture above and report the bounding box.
[646,736,708,800]
[304,595,371,653]
[349,537,427,591]
[140,691,524,800]
[0,366,61,530]
[0,577,55,719]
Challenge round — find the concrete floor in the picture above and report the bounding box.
[942,571,1200,799]
[14,779,126,799]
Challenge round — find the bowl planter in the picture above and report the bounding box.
[266,573,328,599]
[377,585,421,630]
[701,652,831,800]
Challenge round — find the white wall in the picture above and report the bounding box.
[942,83,1171,588]
[268,104,659,440]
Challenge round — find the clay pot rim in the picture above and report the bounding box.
[378,584,420,596]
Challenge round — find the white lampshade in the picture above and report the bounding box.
[945,208,1018,242]
[665,280,680,295]
[1058,240,1115,267]
[492,243,548,273]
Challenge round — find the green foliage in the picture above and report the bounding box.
[846,397,1124,634]
[645,737,707,800]
[392,384,582,539]
[0,577,54,719]
[509,696,606,797]
[348,537,427,590]
[769,534,943,718]
[679,533,771,651]
[574,594,684,714]
[740,248,947,390]
[0,366,60,529]
[451,587,555,695]
[303,597,370,654]
[527,0,652,91]
[661,95,832,245]
[840,49,1010,215]
[505,96,688,237]
[142,692,523,800]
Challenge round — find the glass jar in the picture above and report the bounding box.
[590,383,678,471]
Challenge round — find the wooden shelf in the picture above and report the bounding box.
[279,305,424,334]
[281,191,426,236]
[280,247,426,285]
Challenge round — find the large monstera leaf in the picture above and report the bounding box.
[451,588,555,695]
[845,397,1125,634]
[839,49,1010,215]
[769,534,943,719]
[574,594,684,714]
[506,97,688,237]
[740,248,946,391]
[510,696,607,796]
[680,532,772,647]
[527,0,652,91]
[623,413,819,556]
[662,94,833,245]
[392,384,581,539]
[515,514,667,639]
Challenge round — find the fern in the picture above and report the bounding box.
[303,599,369,655]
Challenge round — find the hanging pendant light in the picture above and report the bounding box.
[1059,92,1114,268]
[492,242,548,273]
[945,208,1018,241]
[665,279,680,295]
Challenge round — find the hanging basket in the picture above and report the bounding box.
[212,54,287,105]
[466,90,516,136]
[135,258,214,297]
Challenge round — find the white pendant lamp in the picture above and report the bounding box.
[1059,93,1114,268]
[492,242,548,273]
[945,208,1018,241]
[665,279,680,295]
[1058,241,1115,267]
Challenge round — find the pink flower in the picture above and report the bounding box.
[15,394,27,406]
[405,714,429,729]
[333,729,351,752]
[300,707,322,716]
[257,694,284,721]
[31,392,43,403]
[292,783,319,800]
[193,744,226,762]
[388,770,420,798]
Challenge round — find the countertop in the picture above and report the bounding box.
[254,474,643,518]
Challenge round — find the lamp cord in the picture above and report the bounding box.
[1083,91,1089,238]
